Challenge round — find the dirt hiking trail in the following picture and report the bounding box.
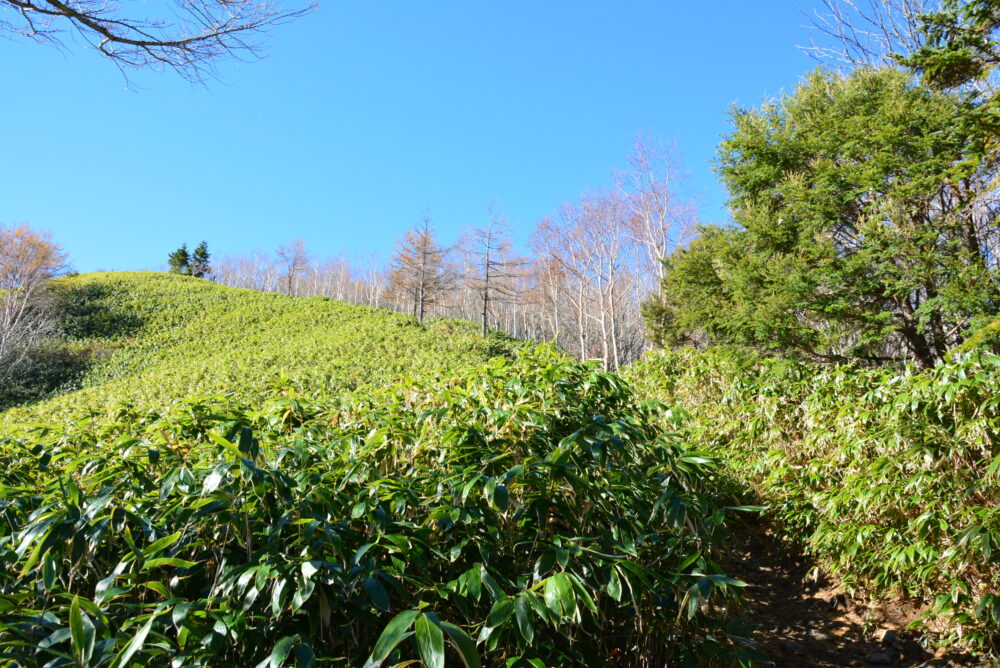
[726,527,990,667]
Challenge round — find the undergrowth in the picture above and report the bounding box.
[627,348,1000,657]
[0,274,754,666]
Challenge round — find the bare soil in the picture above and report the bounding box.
[724,528,989,667]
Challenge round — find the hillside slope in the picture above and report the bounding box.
[2,271,513,423]
[0,272,750,667]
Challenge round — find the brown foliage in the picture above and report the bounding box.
[0,224,70,378]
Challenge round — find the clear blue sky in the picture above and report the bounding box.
[1,1,833,272]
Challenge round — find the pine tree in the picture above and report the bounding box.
[190,241,212,278]
[167,244,190,275]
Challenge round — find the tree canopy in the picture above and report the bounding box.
[645,67,1000,367]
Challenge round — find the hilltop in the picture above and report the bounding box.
[2,271,515,422]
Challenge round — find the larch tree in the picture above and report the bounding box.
[388,216,452,324]
[460,209,524,337]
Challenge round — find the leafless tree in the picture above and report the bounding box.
[0,224,69,381]
[615,136,698,295]
[799,0,937,68]
[1,0,315,82]
[459,208,525,337]
[275,238,308,297]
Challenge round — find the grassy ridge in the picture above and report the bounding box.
[0,273,750,666]
[627,349,1000,654]
[3,272,513,423]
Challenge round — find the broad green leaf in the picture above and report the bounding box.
[268,635,297,668]
[110,611,157,668]
[69,595,95,665]
[363,610,419,668]
[142,557,197,570]
[607,567,622,602]
[514,595,534,643]
[440,622,482,668]
[414,614,445,668]
[543,573,574,618]
[142,531,182,556]
[364,577,390,611]
[485,598,515,628]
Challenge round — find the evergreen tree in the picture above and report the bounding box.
[190,241,212,278]
[167,244,190,275]
[645,68,999,367]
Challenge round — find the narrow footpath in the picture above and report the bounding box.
[726,528,988,667]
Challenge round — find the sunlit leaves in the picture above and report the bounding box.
[0,280,746,666]
[628,346,1000,652]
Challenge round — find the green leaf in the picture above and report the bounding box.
[294,644,316,668]
[440,622,482,668]
[363,610,419,668]
[514,595,534,643]
[607,567,622,602]
[207,431,244,459]
[533,550,555,580]
[110,611,157,668]
[42,551,59,590]
[543,573,574,618]
[172,602,191,628]
[568,573,598,613]
[268,635,297,668]
[142,531,182,557]
[364,576,390,611]
[69,595,95,665]
[414,614,445,668]
[142,557,197,570]
[485,598,515,628]
[143,581,170,598]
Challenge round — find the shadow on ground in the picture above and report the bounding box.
[724,527,988,667]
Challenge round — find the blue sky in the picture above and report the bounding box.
[1,1,832,272]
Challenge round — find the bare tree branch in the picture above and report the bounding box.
[798,0,936,68]
[1,0,316,82]
[0,224,69,382]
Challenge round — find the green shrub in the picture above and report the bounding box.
[0,273,752,666]
[0,348,751,666]
[628,348,1000,654]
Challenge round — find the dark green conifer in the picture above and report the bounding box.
[167,244,190,275]
[190,241,211,278]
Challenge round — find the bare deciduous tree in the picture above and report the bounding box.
[0,224,69,381]
[615,136,698,295]
[799,0,937,67]
[459,208,525,337]
[275,238,308,297]
[2,0,315,81]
